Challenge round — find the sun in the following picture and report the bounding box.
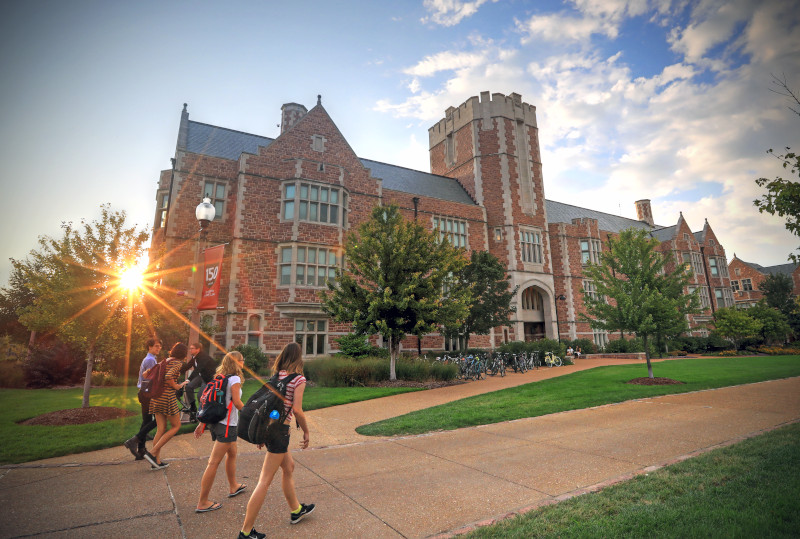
[118,265,146,292]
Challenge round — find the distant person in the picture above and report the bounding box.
[144,342,189,469]
[576,347,582,358]
[566,346,574,356]
[180,342,217,422]
[238,342,315,539]
[194,351,246,513]
[123,338,161,460]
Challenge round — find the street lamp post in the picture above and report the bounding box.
[554,294,566,343]
[188,196,216,346]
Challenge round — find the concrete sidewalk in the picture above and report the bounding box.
[1,363,798,538]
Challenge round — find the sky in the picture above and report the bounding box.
[1,0,798,285]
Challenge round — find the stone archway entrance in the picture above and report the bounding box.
[519,286,547,341]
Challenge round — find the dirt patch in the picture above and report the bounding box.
[19,407,136,426]
[367,379,467,389]
[626,377,685,385]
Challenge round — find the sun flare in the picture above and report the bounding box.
[119,266,145,291]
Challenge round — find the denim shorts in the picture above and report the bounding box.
[266,424,291,454]
[210,422,237,443]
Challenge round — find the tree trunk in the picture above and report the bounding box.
[82,349,94,408]
[389,337,397,381]
[26,330,36,362]
[643,335,654,378]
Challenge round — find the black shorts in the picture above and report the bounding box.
[210,422,237,443]
[266,424,290,454]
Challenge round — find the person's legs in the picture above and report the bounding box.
[135,395,156,450]
[184,376,203,412]
[241,452,284,534]
[280,452,299,510]
[152,413,180,461]
[225,440,240,492]
[197,440,229,510]
[151,413,167,450]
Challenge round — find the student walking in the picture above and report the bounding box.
[238,342,315,539]
[144,342,189,469]
[123,338,161,460]
[194,351,247,513]
[181,342,217,422]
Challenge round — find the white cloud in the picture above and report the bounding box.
[403,50,488,77]
[421,0,497,27]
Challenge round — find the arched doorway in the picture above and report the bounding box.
[519,286,546,341]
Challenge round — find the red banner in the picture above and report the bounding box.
[197,244,225,310]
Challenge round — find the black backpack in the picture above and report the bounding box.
[197,374,232,425]
[238,373,299,445]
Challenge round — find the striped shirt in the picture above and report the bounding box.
[278,370,306,423]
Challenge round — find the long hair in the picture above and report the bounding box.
[217,351,244,379]
[169,342,188,360]
[272,342,304,375]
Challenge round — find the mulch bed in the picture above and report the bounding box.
[626,377,684,385]
[19,407,136,426]
[367,379,467,389]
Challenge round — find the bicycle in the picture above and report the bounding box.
[543,351,562,367]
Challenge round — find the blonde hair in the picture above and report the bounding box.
[272,342,304,375]
[217,351,244,378]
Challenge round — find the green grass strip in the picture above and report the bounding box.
[467,422,800,538]
[356,356,800,436]
[0,380,420,464]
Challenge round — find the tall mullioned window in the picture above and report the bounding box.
[203,180,226,220]
[295,319,326,356]
[432,216,467,248]
[279,244,340,287]
[520,228,543,263]
[282,181,347,227]
[581,239,601,265]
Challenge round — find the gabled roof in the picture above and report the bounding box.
[738,259,797,277]
[651,225,676,242]
[360,158,476,205]
[545,200,656,234]
[693,229,706,243]
[184,121,274,160]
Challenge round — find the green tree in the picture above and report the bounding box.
[713,307,763,350]
[321,205,470,380]
[16,205,149,406]
[760,273,796,314]
[581,228,700,378]
[0,259,42,344]
[445,250,517,350]
[754,74,800,262]
[747,302,791,345]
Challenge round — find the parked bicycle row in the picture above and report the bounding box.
[434,350,563,380]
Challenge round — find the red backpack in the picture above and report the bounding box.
[138,359,174,399]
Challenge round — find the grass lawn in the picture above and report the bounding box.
[466,422,800,538]
[0,380,420,464]
[356,356,800,436]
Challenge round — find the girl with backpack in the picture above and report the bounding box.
[193,350,247,513]
[145,342,189,469]
[238,342,315,539]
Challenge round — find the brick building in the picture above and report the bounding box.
[150,92,735,356]
[727,257,800,307]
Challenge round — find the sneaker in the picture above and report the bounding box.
[142,450,158,466]
[237,529,266,539]
[151,461,169,470]
[290,503,315,524]
[123,436,141,459]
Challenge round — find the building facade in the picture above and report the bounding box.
[150,92,735,356]
[728,257,800,307]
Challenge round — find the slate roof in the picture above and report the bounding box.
[651,225,677,242]
[360,158,476,205]
[739,260,797,276]
[184,121,274,160]
[545,200,658,234]
[693,229,706,243]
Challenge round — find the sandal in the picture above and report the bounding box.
[195,501,222,513]
[228,484,247,498]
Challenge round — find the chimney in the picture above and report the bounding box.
[635,199,654,226]
[280,103,308,134]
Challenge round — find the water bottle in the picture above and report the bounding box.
[269,409,280,420]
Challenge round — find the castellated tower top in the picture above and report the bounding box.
[635,199,654,226]
[428,91,538,149]
[281,103,308,134]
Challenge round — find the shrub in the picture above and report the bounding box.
[303,355,457,386]
[496,339,566,358]
[719,349,739,356]
[564,338,596,355]
[0,361,25,388]
[668,350,688,357]
[335,334,373,358]
[756,346,800,355]
[23,343,86,388]
[233,344,271,375]
[90,370,125,386]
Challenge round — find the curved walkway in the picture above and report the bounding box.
[1,358,798,538]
